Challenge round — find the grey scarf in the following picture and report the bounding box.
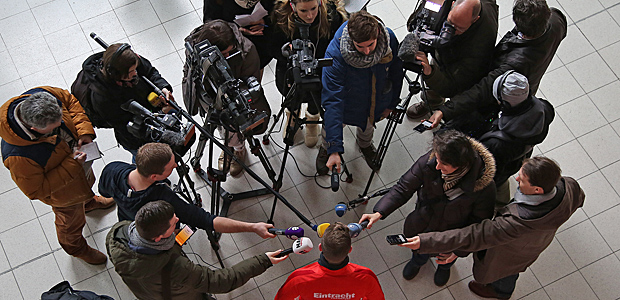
[128,221,176,252]
[513,187,557,206]
[340,21,392,69]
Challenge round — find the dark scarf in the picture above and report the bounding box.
[127,221,176,254]
[318,253,349,271]
[340,21,392,69]
[513,187,557,206]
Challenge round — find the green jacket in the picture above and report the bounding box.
[106,221,272,300]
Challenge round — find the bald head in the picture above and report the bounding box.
[447,0,481,35]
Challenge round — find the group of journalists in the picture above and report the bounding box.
[0,0,588,299]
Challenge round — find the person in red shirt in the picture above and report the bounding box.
[275,222,385,300]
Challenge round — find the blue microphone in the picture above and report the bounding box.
[347,220,369,238]
[335,202,347,217]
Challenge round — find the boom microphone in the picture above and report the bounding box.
[275,237,313,257]
[121,100,155,118]
[159,128,187,146]
[347,220,369,238]
[268,227,305,240]
[398,32,420,62]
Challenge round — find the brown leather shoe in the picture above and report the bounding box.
[76,246,107,265]
[406,102,430,119]
[85,195,115,212]
[229,146,247,177]
[468,280,510,299]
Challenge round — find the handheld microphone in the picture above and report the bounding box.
[347,220,370,238]
[316,223,331,238]
[331,166,339,192]
[335,202,347,217]
[268,227,305,240]
[275,237,313,257]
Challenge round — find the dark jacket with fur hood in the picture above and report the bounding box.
[374,138,496,255]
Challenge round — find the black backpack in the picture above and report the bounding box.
[41,281,115,300]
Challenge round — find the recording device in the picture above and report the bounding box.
[185,39,268,136]
[335,202,347,217]
[347,220,369,238]
[414,120,433,133]
[275,237,314,257]
[175,225,195,246]
[282,21,333,93]
[399,0,455,72]
[268,227,305,240]
[331,166,339,192]
[316,223,331,238]
[386,234,408,245]
[121,100,196,156]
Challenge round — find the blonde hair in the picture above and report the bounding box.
[272,0,347,40]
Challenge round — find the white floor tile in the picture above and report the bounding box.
[556,220,611,268]
[0,219,51,267]
[555,24,595,64]
[544,140,597,180]
[0,242,10,273]
[0,188,36,234]
[0,271,23,300]
[537,114,574,153]
[366,0,406,31]
[390,260,443,300]
[368,220,411,269]
[0,79,25,104]
[45,24,92,64]
[555,95,606,137]
[566,52,616,93]
[0,51,20,86]
[538,66,585,106]
[590,204,620,252]
[228,203,275,251]
[544,271,597,300]
[580,253,620,300]
[589,80,620,123]
[81,11,127,51]
[601,160,620,196]
[0,11,43,49]
[295,176,349,218]
[376,270,408,300]
[350,236,389,274]
[162,11,202,51]
[377,140,415,185]
[114,0,160,36]
[128,25,176,61]
[599,42,620,78]
[21,66,68,90]
[577,11,620,50]
[529,238,577,286]
[152,51,184,89]
[53,237,107,284]
[577,125,620,168]
[67,0,112,22]
[577,171,620,217]
[0,0,29,19]
[31,0,78,35]
[13,254,63,300]
[558,0,604,22]
[8,37,56,77]
[27,0,52,8]
[73,270,120,299]
[520,288,551,300]
[149,0,195,23]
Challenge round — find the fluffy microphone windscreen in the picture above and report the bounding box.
[398,32,420,62]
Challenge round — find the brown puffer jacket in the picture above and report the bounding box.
[0,86,96,207]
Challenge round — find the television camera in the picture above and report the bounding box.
[185,39,267,137]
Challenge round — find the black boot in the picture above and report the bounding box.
[402,259,422,280]
[434,266,451,286]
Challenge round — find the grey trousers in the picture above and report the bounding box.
[321,119,375,150]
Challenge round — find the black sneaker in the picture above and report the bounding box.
[316,147,329,175]
[402,259,421,280]
[434,267,451,286]
[360,144,379,171]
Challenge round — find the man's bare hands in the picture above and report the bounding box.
[73,150,87,164]
[359,212,382,229]
[397,236,421,250]
[254,222,276,239]
[415,51,432,76]
[266,250,288,264]
[326,152,341,173]
[427,110,443,128]
[435,252,458,265]
[77,135,93,149]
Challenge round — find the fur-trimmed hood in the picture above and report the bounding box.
[468,137,496,192]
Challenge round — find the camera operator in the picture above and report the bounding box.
[99,143,277,239]
[405,0,499,119]
[71,43,174,160]
[271,0,348,147]
[183,20,271,176]
[107,200,288,300]
[360,130,496,286]
[426,0,567,128]
[0,87,115,265]
[317,11,404,175]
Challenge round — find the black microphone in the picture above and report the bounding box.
[331,166,339,192]
[159,129,186,146]
[268,227,305,240]
[398,32,420,63]
[121,100,155,118]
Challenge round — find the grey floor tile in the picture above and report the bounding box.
[366,0,406,31]
[13,254,63,300]
[537,115,574,153]
[0,11,43,49]
[129,25,176,61]
[0,271,23,300]
[577,125,620,168]
[73,270,120,299]
[350,236,389,274]
[577,11,620,50]
[0,51,20,87]
[558,0,604,22]
[556,95,606,138]
[0,0,28,20]
[519,288,551,300]
[53,237,107,285]
[44,24,92,65]
[0,188,36,234]
[150,0,195,23]
[107,268,137,300]
[566,52,616,93]
[511,268,543,299]
[0,79,25,105]
[544,271,597,300]
[162,11,202,51]
[0,218,51,267]
[377,270,408,300]
[239,239,296,287]
[545,140,597,180]
[601,160,620,196]
[0,242,9,273]
[590,204,620,252]
[67,0,112,22]
[555,24,596,64]
[599,41,620,78]
[556,220,612,268]
[577,171,620,217]
[257,271,289,300]
[580,253,620,300]
[8,37,56,77]
[390,260,444,300]
[115,0,161,36]
[31,0,78,35]
[589,80,620,123]
[530,238,577,286]
[538,66,585,106]
[81,11,127,51]
[21,66,68,90]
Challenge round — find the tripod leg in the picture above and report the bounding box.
[205,229,225,268]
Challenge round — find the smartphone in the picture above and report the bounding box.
[386,234,408,245]
[413,120,433,133]
[175,225,195,246]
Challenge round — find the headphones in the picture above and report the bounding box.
[290,0,322,12]
[494,70,516,105]
[105,43,132,78]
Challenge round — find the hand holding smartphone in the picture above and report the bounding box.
[414,120,433,133]
[386,234,408,245]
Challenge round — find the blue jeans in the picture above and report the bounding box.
[491,274,519,298]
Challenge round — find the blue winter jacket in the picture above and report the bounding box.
[321,21,404,155]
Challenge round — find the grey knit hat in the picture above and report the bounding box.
[493,71,530,107]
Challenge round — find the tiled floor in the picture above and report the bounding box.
[1,0,619,299]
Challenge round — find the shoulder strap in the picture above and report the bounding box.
[161,255,175,300]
